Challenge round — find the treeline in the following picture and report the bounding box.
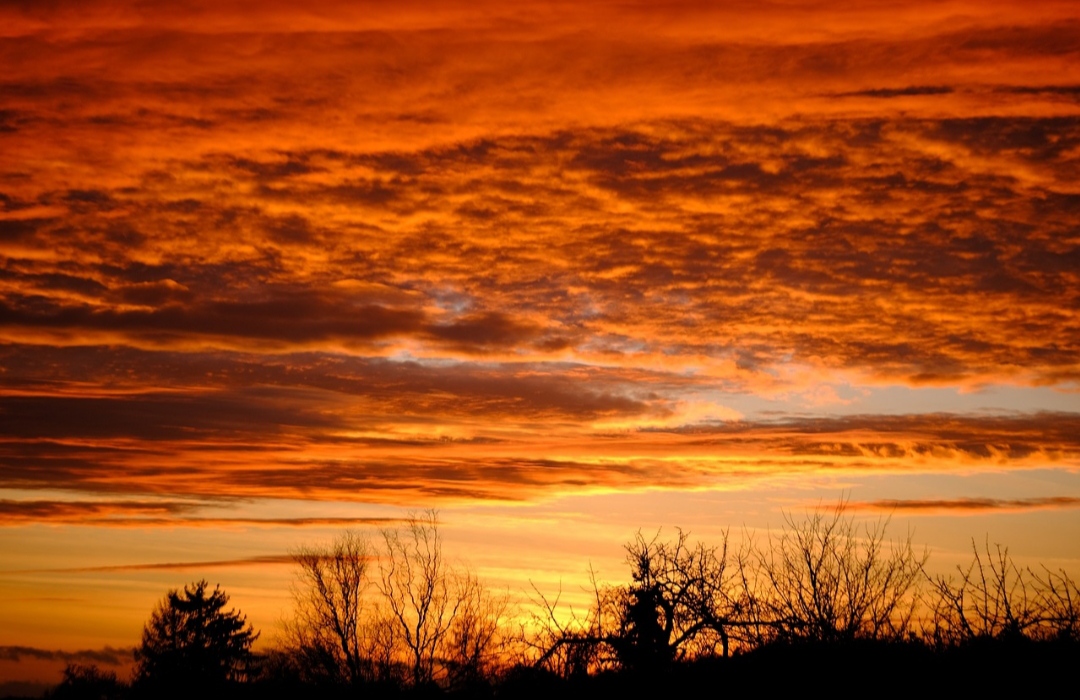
[49,508,1079,699]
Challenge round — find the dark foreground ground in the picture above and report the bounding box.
[22,638,1078,700]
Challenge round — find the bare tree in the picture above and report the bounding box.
[444,571,514,689]
[378,510,467,686]
[1032,566,1080,642]
[748,504,927,644]
[290,531,373,685]
[288,516,512,689]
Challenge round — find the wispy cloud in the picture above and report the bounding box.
[846,496,1080,514]
[0,645,133,666]
[0,499,404,528]
[14,555,298,574]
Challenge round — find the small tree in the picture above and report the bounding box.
[527,572,617,678]
[444,571,513,690]
[134,580,258,694]
[1032,566,1080,643]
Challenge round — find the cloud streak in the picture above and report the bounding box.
[0,500,404,528]
[0,646,133,666]
[846,496,1080,514]
[13,555,299,574]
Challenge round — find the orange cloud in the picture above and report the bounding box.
[4,116,1079,384]
[2,404,1077,507]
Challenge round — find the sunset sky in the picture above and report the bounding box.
[2,0,1079,690]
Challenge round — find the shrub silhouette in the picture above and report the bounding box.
[51,663,124,700]
[134,579,258,695]
[928,539,1080,646]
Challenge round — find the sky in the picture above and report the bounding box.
[1,0,1079,690]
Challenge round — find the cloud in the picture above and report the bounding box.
[998,84,1080,98]
[27,555,299,573]
[6,113,1079,383]
[662,412,1080,459]
[0,295,428,347]
[0,345,665,424]
[0,499,405,528]
[0,498,194,520]
[833,85,954,98]
[846,496,1080,514]
[4,147,1080,499]
[1,404,1076,507]
[0,646,133,666]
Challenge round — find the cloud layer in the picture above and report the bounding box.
[1,1,1079,518]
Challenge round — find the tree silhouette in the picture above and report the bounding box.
[532,529,745,675]
[444,570,513,691]
[286,514,511,690]
[615,529,746,668]
[379,510,467,687]
[532,506,933,675]
[134,580,258,694]
[289,530,384,686]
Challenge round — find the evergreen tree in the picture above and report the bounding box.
[134,580,258,695]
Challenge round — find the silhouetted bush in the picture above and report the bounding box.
[929,539,1080,646]
[50,664,125,700]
